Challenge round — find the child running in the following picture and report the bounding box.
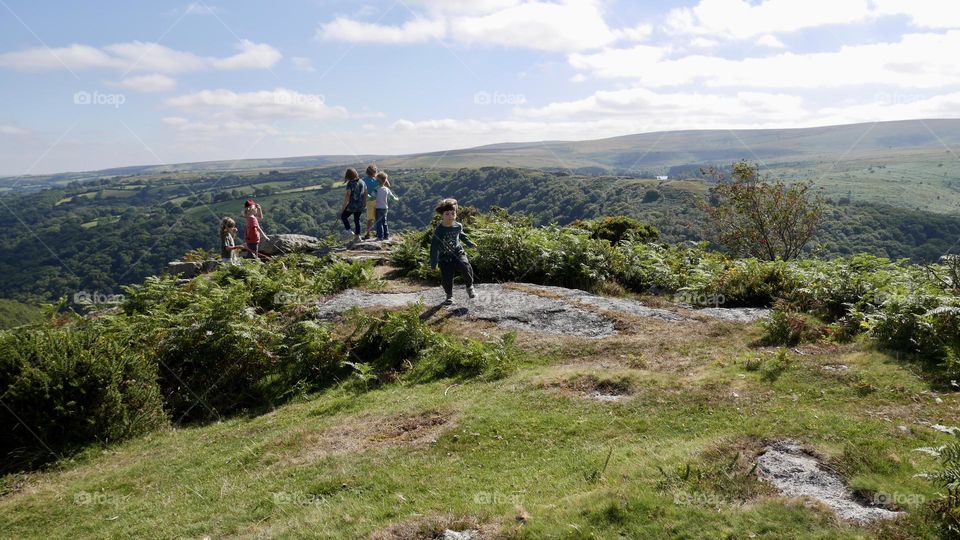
[374,171,399,241]
[341,168,366,243]
[429,198,477,305]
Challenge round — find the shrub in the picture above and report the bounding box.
[928,432,960,536]
[0,323,166,472]
[684,258,793,307]
[702,160,823,261]
[410,332,523,382]
[347,304,437,377]
[621,241,704,294]
[272,320,348,400]
[345,304,524,384]
[587,216,659,245]
[761,309,825,346]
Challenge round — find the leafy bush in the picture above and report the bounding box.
[929,433,960,536]
[621,241,704,294]
[761,309,825,346]
[684,258,793,307]
[0,322,166,472]
[585,216,659,245]
[345,304,524,384]
[272,320,348,400]
[410,332,522,382]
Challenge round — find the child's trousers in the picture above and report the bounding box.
[439,254,474,297]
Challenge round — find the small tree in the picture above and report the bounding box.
[702,161,823,261]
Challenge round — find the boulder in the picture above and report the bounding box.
[167,261,204,279]
[259,234,322,256]
[167,259,220,279]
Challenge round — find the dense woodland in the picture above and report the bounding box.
[0,166,958,303]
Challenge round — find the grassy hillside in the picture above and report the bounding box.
[2,217,958,537]
[0,299,42,329]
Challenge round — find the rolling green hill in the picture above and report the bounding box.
[4,119,960,213]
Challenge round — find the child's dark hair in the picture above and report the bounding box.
[435,198,458,214]
[365,164,378,177]
[344,168,359,183]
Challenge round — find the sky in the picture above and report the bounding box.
[0,0,959,176]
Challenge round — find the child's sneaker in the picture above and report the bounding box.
[353,234,362,244]
[442,296,454,305]
[466,286,476,299]
[341,229,353,241]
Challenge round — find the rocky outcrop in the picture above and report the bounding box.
[315,282,768,338]
[259,234,322,256]
[756,441,903,523]
[316,284,616,338]
[167,260,220,279]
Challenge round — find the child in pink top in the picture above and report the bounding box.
[243,199,269,259]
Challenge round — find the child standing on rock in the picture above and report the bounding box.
[341,168,366,243]
[219,217,243,264]
[374,171,399,241]
[429,198,477,305]
[243,199,269,259]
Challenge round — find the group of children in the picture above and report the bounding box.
[219,199,269,264]
[341,164,399,243]
[216,164,478,304]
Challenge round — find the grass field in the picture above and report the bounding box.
[1,281,955,539]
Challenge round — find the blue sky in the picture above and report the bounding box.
[0,0,958,175]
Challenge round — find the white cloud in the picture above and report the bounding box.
[291,56,316,72]
[665,0,874,40]
[317,0,652,52]
[870,0,960,29]
[210,40,282,69]
[0,40,280,73]
[689,37,719,48]
[570,31,960,88]
[664,0,960,43]
[165,88,350,121]
[449,0,616,51]
[111,73,177,93]
[756,34,786,48]
[514,87,806,123]
[317,17,446,44]
[0,124,28,135]
[613,23,653,42]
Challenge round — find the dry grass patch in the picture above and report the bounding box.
[268,409,457,466]
[369,513,506,540]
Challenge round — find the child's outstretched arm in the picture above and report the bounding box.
[390,188,399,202]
